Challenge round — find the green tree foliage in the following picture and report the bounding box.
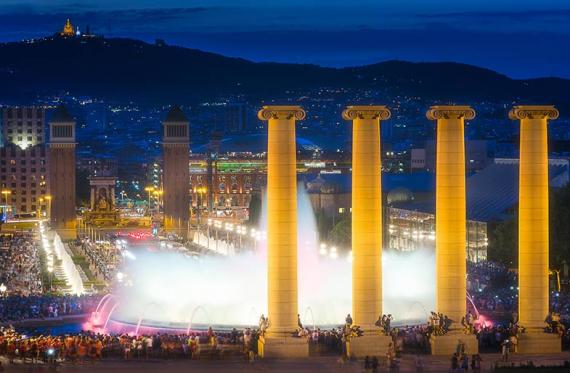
[550,184,570,268]
[247,192,262,226]
[329,215,352,248]
[487,183,570,269]
[487,218,518,267]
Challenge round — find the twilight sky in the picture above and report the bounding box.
[0,0,569,78]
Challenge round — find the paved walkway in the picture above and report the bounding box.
[1,353,570,372]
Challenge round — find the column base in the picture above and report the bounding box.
[349,334,392,359]
[258,335,309,358]
[430,332,478,355]
[517,332,561,354]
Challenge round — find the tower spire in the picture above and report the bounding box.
[61,18,74,37]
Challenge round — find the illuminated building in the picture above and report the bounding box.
[1,107,45,149]
[0,107,48,216]
[162,106,190,237]
[61,19,75,37]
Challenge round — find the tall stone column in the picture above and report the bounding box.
[257,106,308,358]
[342,105,392,358]
[510,105,561,353]
[427,106,478,355]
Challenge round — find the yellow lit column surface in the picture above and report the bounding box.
[343,106,392,358]
[510,105,561,353]
[257,106,308,358]
[427,106,478,355]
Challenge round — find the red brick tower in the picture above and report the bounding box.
[162,106,190,238]
[48,106,77,239]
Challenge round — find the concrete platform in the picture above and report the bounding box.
[258,335,309,358]
[430,332,478,355]
[348,334,392,359]
[518,332,561,354]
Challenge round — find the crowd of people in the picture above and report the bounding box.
[0,295,101,322]
[72,238,121,282]
[0,326,258,365]
[467,261,518,314]
[0,233,42,295]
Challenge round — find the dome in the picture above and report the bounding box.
[387,187,414,204]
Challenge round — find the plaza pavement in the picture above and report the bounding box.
[2,353,570,372]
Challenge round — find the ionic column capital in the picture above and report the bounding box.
[257,105,306,121]
[508,105,559,121]
[426,105,476,121]
[342,105,391,121]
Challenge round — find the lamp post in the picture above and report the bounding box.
[38,197,44,219]
[196,187,207,227]
[144,186,154,215]
[44,195,52,221]
[1,190,11,220]
[0,283,7,297]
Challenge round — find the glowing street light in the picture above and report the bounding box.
[144,186,154,214]
[1,189,11,218]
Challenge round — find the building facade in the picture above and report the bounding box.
[1,107,45,149]
[0,107,48,217]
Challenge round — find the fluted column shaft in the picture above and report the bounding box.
[428,106,475,326]
[343,106,390,331]
[259,106,305,336]
[510,105,559,331]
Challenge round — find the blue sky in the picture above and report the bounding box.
[0,0,569,78]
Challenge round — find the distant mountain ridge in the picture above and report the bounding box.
[0,36,569,105]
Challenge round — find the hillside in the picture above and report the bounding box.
[0,36,568,104]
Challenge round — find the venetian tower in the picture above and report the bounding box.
[48,106,77,240]
[162,106,190,238]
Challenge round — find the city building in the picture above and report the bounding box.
[1,107,45,149]
[387,158,569,262]
[0,106,48,217]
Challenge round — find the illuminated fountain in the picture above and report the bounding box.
[89,186,436,334]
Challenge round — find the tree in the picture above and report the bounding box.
[550,184,570,268]
[487,218,517,267]
[328,215,352,248]
[487,183,570,269]
[247,192,262,226]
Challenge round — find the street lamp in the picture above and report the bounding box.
[44,195,52,221]
[1,190,11,219]
[0,283,7,296]
[195,187,207,226]
[144,186,154,215]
